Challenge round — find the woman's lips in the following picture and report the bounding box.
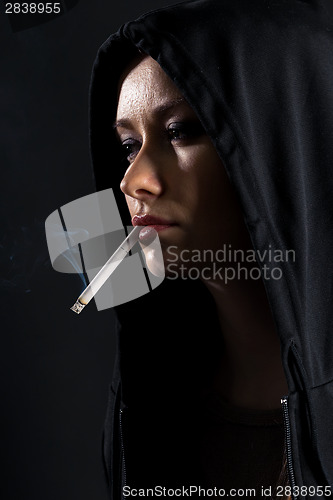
[132,214,175,227]
[132,215,177,242]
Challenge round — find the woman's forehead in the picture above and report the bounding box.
[116,55,184,116]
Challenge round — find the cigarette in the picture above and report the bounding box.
[70,226,141,314]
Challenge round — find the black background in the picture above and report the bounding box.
[1,1,179,498]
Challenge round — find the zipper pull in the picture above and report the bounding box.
[281,396,298,500]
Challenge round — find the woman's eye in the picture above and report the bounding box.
[167,125,187,141]
[167,121,204,142]
[120,140,140,163]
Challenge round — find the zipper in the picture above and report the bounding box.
[281,396,298,500]
[119,408,127,493]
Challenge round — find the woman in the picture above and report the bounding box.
[90,1,333,499]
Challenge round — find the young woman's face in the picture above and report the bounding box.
[115,55,250,276]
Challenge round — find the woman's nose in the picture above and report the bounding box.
[120,145,165,200]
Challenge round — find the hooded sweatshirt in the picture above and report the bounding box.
[89,1,333,498]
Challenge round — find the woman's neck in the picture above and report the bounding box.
[203,274,288,410]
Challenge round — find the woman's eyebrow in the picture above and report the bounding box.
[113,97,187,130]
[113,118,133,130]
[153,97,186,115]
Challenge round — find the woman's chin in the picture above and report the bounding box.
[142,247,166,278]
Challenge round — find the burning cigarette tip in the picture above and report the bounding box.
[70,300,86,314]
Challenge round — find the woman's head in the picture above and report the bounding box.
[115,55,251,278]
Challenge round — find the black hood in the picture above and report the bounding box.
[89,0,333,490]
